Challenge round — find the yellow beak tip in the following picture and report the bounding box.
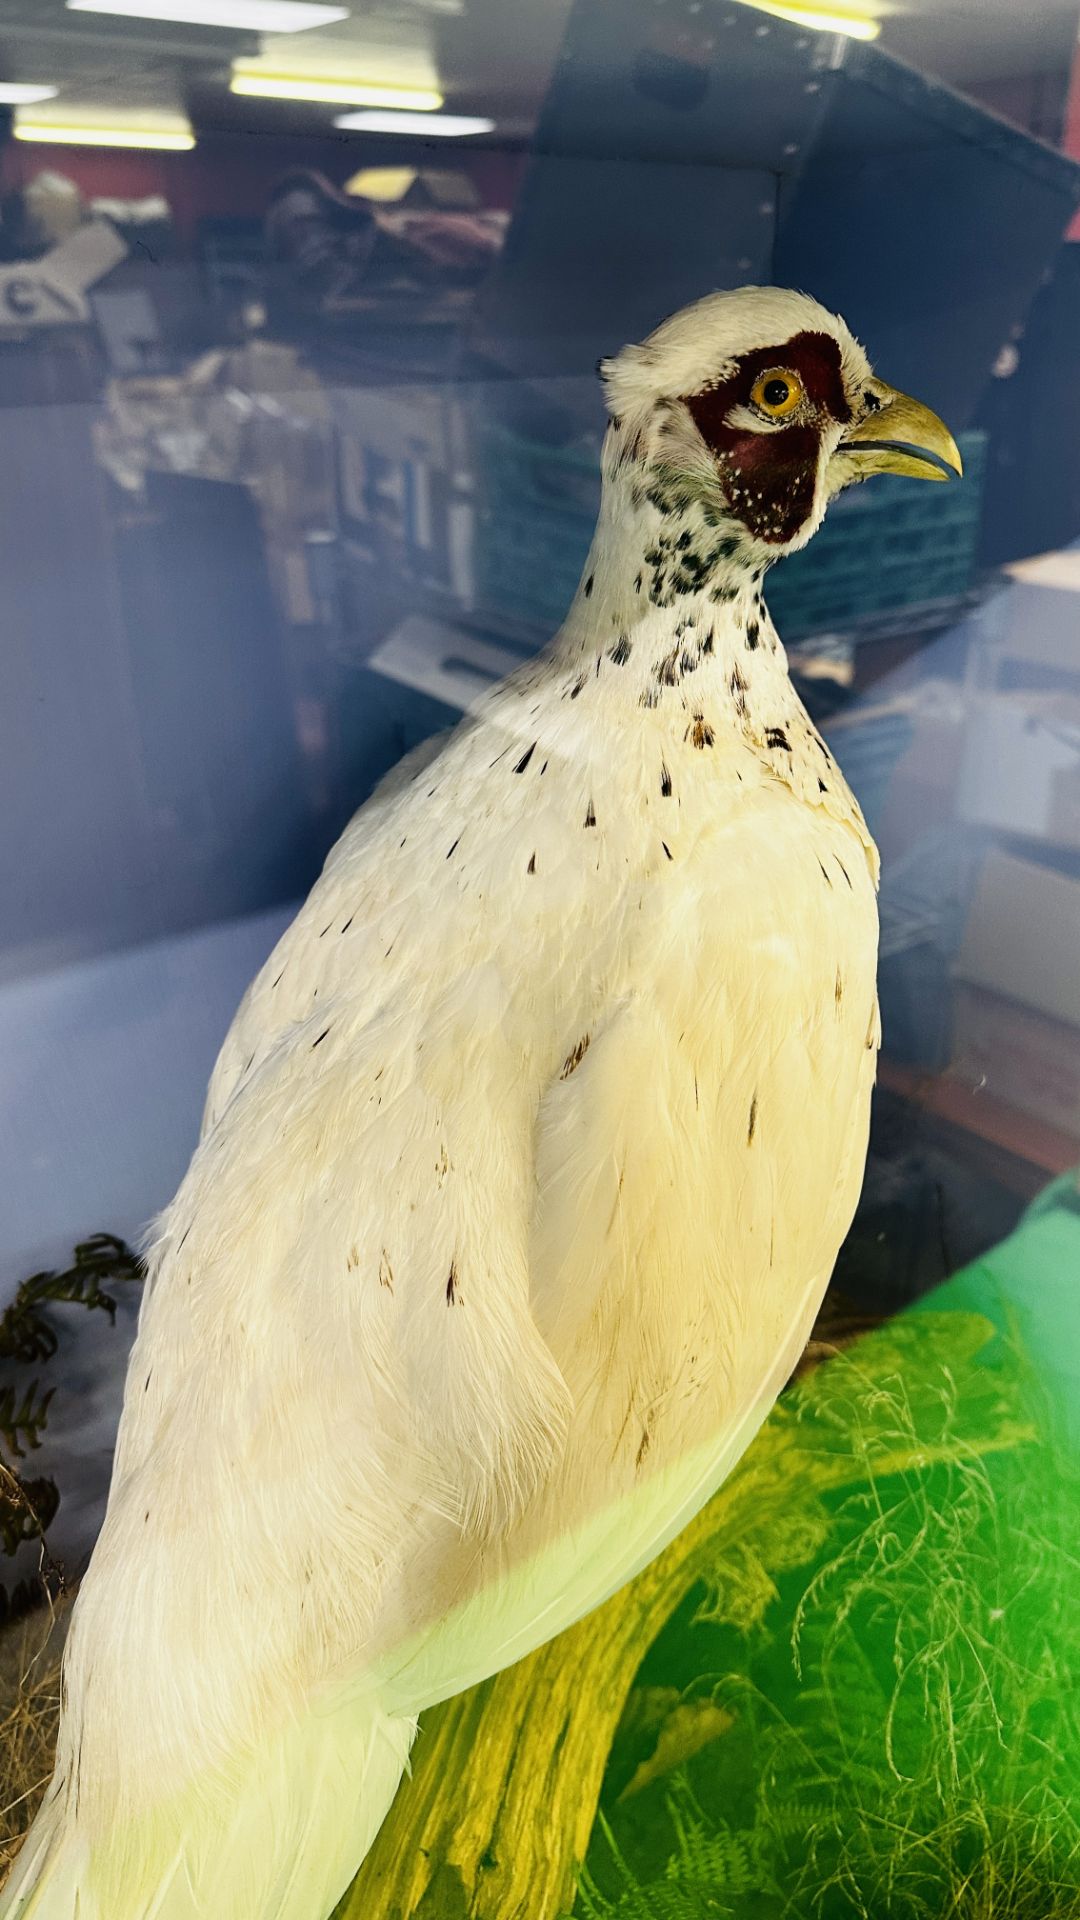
[835,387,964,487]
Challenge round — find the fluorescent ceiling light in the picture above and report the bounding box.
[335,111,495,137]
[231,74,443,110]
[14,122,195,148]
[0,83,59,104]
[738,0,881,36]
[66,1,349,32]
[343,167,417,200]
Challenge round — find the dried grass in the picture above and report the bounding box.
[0,1591,73,1879]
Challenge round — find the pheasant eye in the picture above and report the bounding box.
[751,368,804,419]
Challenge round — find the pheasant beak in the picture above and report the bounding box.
[829,384,963,489]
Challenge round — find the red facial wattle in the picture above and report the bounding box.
[683,329,852,546]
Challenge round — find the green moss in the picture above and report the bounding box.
[571,1298,1080,1919]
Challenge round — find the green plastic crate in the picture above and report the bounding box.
[472,422,986,638]
[753,430,986,637]
[472,423,600,630]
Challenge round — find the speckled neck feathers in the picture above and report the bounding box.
[547,424,875,872]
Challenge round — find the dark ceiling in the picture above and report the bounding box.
[0,0,1077,147]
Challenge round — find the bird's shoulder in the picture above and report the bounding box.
[200,673,648,1136]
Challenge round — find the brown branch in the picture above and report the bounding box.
[338,1310,1026,1920]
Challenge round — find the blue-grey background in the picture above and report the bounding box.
[2,0,1080,1574]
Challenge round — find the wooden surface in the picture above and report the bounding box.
[879,1056,1080,1196]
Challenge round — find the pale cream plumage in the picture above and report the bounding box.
[1,286,961,1920]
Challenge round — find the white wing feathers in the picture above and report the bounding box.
[0,1680,416,1920]
[0,641,880,1920]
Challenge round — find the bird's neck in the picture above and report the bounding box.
[535,433,874,872]
[548,435,795,740]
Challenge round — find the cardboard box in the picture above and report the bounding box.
[995,548,1080,673]
[955,848,1080,1029]
[957,691,1080,852]
[951,983,1080,1140]
[951,845,1080,1137]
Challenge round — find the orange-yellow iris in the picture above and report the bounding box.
[750,367,805,419]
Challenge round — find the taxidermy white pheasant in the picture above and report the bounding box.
[1,286,960,1920]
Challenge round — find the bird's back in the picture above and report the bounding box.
[1,273,971,1920]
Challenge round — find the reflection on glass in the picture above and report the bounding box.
[1,0,1079,1913]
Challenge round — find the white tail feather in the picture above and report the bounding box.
[0,1689,415,1920]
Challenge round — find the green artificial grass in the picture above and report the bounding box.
[2,1186,1077,1917]
[571,1185,1080,1920]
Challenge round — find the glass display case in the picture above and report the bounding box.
[0,2,1078,1916]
